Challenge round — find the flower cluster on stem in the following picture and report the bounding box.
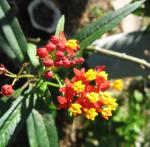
[36,32,84,79]
[57,66,123,120]
[0,32,123,122]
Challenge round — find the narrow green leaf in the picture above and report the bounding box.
[0,96,24,127]
[43,114,59,147]
[55,15,65,37]
[27,110,59,147]
[27,113,38,147]
[27,43,40,67]
[0,89,34,147]
[0,86,28,117]
[74,0,145,55]
[0,104,22,147]
[0,0,28,54]
[32,109,50,147]
[0,35,16,59]
[0,5,24,62]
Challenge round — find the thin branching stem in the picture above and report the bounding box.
[87,46,150,69]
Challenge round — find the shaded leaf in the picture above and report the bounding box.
[31,109,50,147]
[27,110,59,147]
[0,5,24,62]
[0,34,16,59]
[43,114,59,147]
[27,112,38,147]
[0,89,34,147]
[0,0,28,54]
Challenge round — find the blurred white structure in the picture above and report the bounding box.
[111,0,142,33]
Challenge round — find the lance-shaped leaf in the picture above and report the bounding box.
[74,0,145,55]
[43,114,59,147]
[26,111,38,147]
[55,15,65,37]
[0,5,24,62]
[0,34,16,59]
[27,43,40,67]
[0,90,34,147]
[0,0,28,55]
[27,110,59,147]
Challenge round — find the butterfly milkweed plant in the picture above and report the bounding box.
[0,0,146,146]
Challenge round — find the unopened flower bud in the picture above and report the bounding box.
[71,60,76,65]
[45,71,53,79]
[54,60,63,67]
[50,35,59,44]
[57,42,66,51]
[63,59,71,68]
[1,84,14,96]
[0,64,7,74]
[43,59,54,67]
[37,48,48,58]
[45,42,56,52]
[56,51,64,59]
[78,57,84,63]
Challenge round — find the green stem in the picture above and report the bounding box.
[54,74,63,87]
[5,73,17,78]
[6,70,16,75]
[46,82,60,88]
[18,74,35,79]
[12,62,29,85]
[27,37,41,43]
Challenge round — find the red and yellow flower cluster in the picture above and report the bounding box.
[57,66,123,120]
[37,33,84,79]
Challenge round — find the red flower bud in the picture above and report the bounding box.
[54,60,63,67]
[73,57,84,64]
[63,59,71,68]
[37,48,48,58]
[43,59,54,67]
[50,35,59,44]
[57,42,66,51]
[45,42,56,52]
[1,84,14,96]
[78,57,84,63]
[70,60,76,65]
[44,71,53,79]
[56,51,64,59]
[0,64,7,74]
[76,45,80,50]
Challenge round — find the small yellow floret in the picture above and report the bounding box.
[101,108,112,120]
[69,103,82,116]
[112,79,123,91]
[84,108,98,120]
[72,80,85,92]
[101,92,118,111]
[85,69,96,81]
[66,39,78,50]
[97,71,108,80]
[87,92,99,103]
[104,99,118,110]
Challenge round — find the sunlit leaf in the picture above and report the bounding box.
[27,43,40,67]
[55,15,65,37]
[75,0,145,55]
